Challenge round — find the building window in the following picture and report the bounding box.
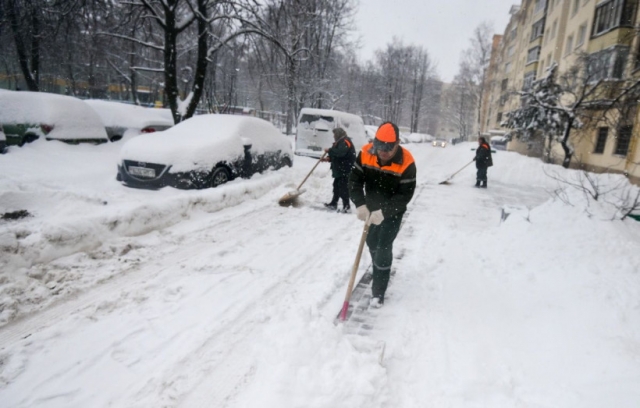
[497,112,503,123]
[565,35,574,55]
[552,20,558,38]
[577,24,587,47]
[594,127,608,153]
[508,45,515,57]
[534,0,547,13]
[586,46,629,81]
[523,71,537,90]
[505,62,512,73]
[592,0,637,37]
[510,27,518,41]
[501,78,509,91]
[531,18,546,41]
[615,125,633,155]
[572,0,580,16]
[527,46,541,63]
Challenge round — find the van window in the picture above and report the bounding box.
[299,114,334,124]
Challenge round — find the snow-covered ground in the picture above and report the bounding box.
[1,138,639,407]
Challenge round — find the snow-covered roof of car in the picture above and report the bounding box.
[84,100,174,129]
[298,108,364,122]
[120,114,291,172]
[0,90,108,141]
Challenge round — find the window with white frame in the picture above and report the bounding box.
[534,0,547,13]
[586,46,629,81]
[615,125,633,156]
[577,24,587,47]
[565,35,574,55]
[592,0,638,37]
[508,45,515,57]
[572,0,580,16]
[505,62,512,73]
[523,71,537,90]
[594,127,608,154]
[551,20,558,38]
[527,46,541,63]
[530,18,546,41]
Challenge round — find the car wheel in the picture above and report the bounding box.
[110,135,123,142]
[210,167,230,187]
[20,134,39,146]
[280,156,292,168]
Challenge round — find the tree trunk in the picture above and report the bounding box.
[183,0,209,120]
[285,57,297,135]
[560,119,574,168]
[7,0,39,91]
[163,7,180,123]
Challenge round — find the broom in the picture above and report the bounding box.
[278,151,327,206]
[439,160,474,185]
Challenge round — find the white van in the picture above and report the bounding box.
[295,108,367,158]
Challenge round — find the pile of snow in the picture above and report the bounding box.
[404,132,433,143]
[0,90,108,142]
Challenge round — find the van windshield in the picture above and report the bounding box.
[299,114,334,124]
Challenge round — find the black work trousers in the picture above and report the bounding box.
[476,166,488,182]
[330,176,350,208]
[367,212,404,300]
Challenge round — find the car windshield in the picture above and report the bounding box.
[299,114,334,124]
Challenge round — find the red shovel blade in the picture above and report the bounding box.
[339,301,349,321]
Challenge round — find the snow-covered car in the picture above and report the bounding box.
[0,90,109,146]
[295,108,367,158]
[432,138,447,147]
[117,114,293,189]
[84,99,174,142]
[491,135,508,151]
[0,125,6,153]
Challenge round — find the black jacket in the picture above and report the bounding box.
[328,136,356,178]
[349,143,417,218]
[475,142,493,168]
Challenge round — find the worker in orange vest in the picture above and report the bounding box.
[323,127,356,212]
[349,122,417,308]
[474,136,493,188]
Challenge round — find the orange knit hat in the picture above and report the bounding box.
[373,122,399,152]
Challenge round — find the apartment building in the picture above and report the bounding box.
[483,0,640,184]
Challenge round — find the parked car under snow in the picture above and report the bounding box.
[117,114,293,190]
[0,125,6,153]
[0,90,109,146]
[84,99,174,142]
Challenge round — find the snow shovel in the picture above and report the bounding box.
[339,215,372,321]
[439,160,474,185]
[278,151,327,207]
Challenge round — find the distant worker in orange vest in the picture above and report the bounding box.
[473,136,493,188]
[323,127,356,213]
[349,122,417,308]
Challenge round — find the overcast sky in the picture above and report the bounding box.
[354,0,518,83]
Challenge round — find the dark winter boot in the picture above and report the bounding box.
[324,202,338,210]
[475,180,481,188]
[481,180,487,188]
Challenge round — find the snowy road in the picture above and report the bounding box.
[1,140,640,407]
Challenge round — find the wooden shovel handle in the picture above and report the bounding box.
[340,216,372,320]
